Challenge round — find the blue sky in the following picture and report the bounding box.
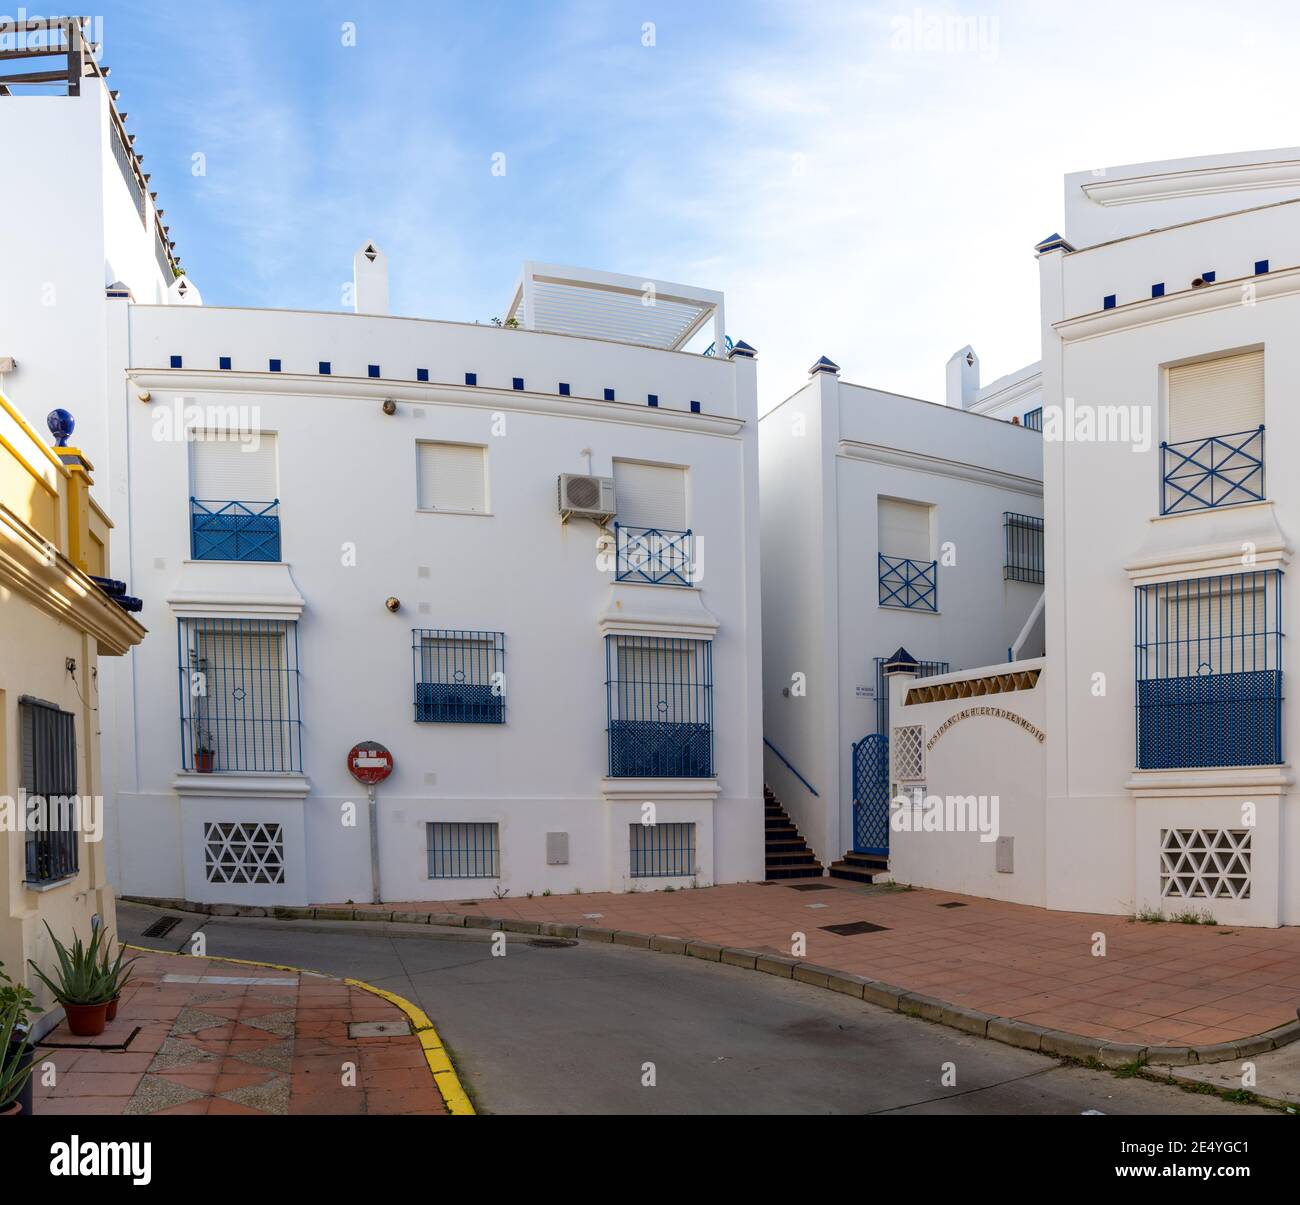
[97,0,1300,406]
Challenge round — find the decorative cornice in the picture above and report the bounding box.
[1082,158,1300,208]
[1124,502,1290,584]
[127,369,745,438]
[0,503,146,655]
[173,772,312,799]
[600,777,721,804]
[597,580,719,639]
[1125,765,1293,799]
[836,440,1042,497]
[1055,265,1300,342]
[166,560,306,619]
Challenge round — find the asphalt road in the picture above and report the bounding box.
[117,902,1273,1116]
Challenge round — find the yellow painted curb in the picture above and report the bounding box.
[125,943,475,1116]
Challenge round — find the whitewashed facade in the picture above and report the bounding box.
[758,359,1043,877]
[0,49,764,906]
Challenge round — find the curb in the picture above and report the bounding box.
[126,897,1300,1070]
[123,942,475,1116]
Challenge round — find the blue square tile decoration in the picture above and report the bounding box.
[368,364,381,378]
[417,368,429,382]
[512,377,524,391]
[269,359,281,372]
[1255,259,1269,275]
[319,362,331,375]
[1103,295,1116,309]
[219,356,232,370]
[603,388,615,401]
[1151,283,1164,298]
[558,382,570,396]
[465,372,477,386]
[690,400,701,414]
[169,355,182,368]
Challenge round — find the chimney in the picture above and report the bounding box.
[353,242,389,315]
[945,345,979,408]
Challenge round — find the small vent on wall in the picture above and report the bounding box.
[204,821,285,885]
[1159,828,1250,900]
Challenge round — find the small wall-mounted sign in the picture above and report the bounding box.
[856,686,874,698]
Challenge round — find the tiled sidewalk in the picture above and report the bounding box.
[352,882,1300,1049]
[33,952,446,1116]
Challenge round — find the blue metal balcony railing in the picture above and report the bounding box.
[191,498,282,562]
[1004,512,1044,584]
[878,554,938,612]
[606,635,713,777]
[413,629,506,723]
[615,523,694,586]
[1135,570,1283,769]
[1160,426,1264,515]
[177,617,303,773]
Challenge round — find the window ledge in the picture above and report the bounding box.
[173,771,311,800]
[23,874,77,893]
[878,604,941,615]
[415,508,493,517]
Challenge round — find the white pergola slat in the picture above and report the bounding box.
[507,262,725,353]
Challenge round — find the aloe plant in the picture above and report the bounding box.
[27,921,114,1006]
[0,995,36,1110]
[97,941,137,1000]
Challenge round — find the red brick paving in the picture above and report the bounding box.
[352,881,1300,1048]
[31,952,447,1116]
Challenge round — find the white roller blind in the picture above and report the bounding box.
[1168,350,1264,443]
[417,442,486,512]
[613,460,686,529]
[878,497,932,560]
[191,433,278,501]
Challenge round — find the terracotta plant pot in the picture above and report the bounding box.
[194,749,215,773]
[105,995,120,1022]
[62,1001,109,1037]
[0,1101,22,1117]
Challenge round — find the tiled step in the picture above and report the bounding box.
[762,784,824,881]
[766,864,826,881]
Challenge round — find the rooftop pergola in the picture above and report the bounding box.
[506,263,726,354]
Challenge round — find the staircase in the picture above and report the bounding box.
[827,849,890,884]
[764,786,824,880]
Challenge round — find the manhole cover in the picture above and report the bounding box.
[787,883,835,892]
[141,915,182,938]
[527,938,578,949]
[348,1020,412,1038]
[938,901,967,909]
[820,921,889,936]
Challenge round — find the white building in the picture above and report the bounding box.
[888,147,1300,928]
[758,357,1043,883]
[0,23,765,906]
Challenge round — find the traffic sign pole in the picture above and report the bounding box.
[347,741,394,906]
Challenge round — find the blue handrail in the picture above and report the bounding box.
[763,737,819,797]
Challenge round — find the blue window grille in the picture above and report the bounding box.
[413,629,505,723]
[1161,426,1264,515]
[874,656,948,734]
[629,822,696,877]
[614,523,694,586]
[1004,512,1044,584]
[427,822,499,878]
[1135,571,1283,769]
[606,635,713,777]
[178,617,304,773]
[879,554,937,612]
[19,697,79,884]
[191,498,281,562]
[1023,407,1043,431]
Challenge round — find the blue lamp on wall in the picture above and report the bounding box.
[47,408,75,447]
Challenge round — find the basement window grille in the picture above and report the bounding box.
[19,697,79,884]
[1004,512,1044,584]
[629,822,697,878]
[427,822,500,879]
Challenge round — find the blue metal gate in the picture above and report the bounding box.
[852,733,890,855]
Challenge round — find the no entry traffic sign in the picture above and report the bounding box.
[347,740,393,785]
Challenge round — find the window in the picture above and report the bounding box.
[613,459,686,530]
[1023,407,1043,431]
[1162,350,1265,514]
[19,698,79,884]
[190,432,281,561]
[204,821,285,885]
[417,441,486,513]
[606,635,712,777]
[178,618,303,773]
[891,725,925,781]
[878,497,937,610]
[413,630,505,723]
[1135,571,1282,769]
[878,497,932,561]
[427,822,499,878]
[1004,512,1044,583]
[629,822,696,877]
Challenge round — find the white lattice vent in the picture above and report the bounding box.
[204,821,285,885]
[892,724,925,781]
[1159,828,1250,900]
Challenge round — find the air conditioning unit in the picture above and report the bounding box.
[558,473,615,522]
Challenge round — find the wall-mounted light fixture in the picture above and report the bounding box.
[382,399,397,416]
[385,596,401,612]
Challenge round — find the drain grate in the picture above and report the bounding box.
[141,915,182,939]
[937,901,967,909]
[820,920,889,936]
[787,883,835,892]
[527,937,578,949]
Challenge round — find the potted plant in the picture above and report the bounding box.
[97,941,137,1022]
[193,731,215,773]
[27,922,114,1037]
[0,963,41,1117]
